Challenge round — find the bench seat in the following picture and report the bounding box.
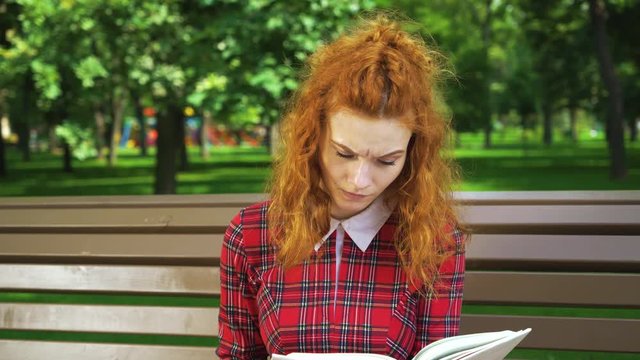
[1,191,639,358]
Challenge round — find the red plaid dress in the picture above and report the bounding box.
[217,201,465,359]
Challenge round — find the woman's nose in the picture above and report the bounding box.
[350,160,373,191]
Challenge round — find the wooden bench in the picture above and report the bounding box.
[0,191,639,359]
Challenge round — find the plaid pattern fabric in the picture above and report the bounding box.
[217,201,465,360]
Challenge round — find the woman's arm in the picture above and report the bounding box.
[216,211,269,359]
[411,230,466,356]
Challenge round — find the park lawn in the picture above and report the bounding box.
[1,135,639,197]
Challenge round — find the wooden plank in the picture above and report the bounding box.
[0,234,223,263]
[464,271,640,307]
[467,234,640,265]
[0,264,220,295]
[0,303,218,336]
[2,191,639,208]
[0,340,218,360]
[461,314,640,353]
[2,232,637,265]
[0,193,265,208]
[460,204,640,229]
[455,190,640,205]
[3,204,638,233]
[0,207,239,231]
[1,233,638,270]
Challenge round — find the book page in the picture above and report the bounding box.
[414,329,531,360]
[451,329,531,360]
[413,330,516,359]
[272,329,531,360]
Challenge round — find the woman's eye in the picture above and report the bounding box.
[378,159,396,166]
[336,151,355,159]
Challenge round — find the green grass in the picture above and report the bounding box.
[1,133,639,197]
[0,292,219,307]
[454,134,640,191]
[0,145,272,196]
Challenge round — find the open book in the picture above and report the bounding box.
[271,328,531,360]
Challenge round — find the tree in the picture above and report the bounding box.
[589,0,627,179]
[380,0,496,146]
[203,0,374,152]
[608,0,640,142]
[514,1,598,146]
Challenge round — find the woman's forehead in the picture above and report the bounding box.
[327,109,412,156]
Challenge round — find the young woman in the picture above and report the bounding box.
[217,15,466,360]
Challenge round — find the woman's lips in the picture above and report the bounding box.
[341,189,368,201]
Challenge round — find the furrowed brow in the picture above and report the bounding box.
[331,140,404,158]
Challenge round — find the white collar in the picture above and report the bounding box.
[315,196,394,252]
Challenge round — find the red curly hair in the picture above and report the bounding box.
[268,14,463,290]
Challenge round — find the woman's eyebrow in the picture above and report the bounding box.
[330,140,405,157]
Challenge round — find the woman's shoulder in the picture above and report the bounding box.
[447,223,466,253]
[226,200,273,249]
[228,200,271,227]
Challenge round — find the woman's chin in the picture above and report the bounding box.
[332,199,373,219]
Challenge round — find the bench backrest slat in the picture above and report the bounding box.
[3,233,638,269]
[0,234,223,264]
[4,265,639,309]
[465,271,640,307]
[467,234,640,271]
[0,207,239,231]
[461,314,640,353]
[0,303,218,337]
[0,340,218,360]
[0,264,219,295]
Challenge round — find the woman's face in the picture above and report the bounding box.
[319,108,412,219]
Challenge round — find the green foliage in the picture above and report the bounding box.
[54,122,97,160]
[1,0,638,176]
[203,0,375,125]
[30,60,61,103]
[74,56,108,88]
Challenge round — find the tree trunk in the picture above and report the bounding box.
[154,103,181,194]
[16,122,30,162]
[263,123,272,153]
[200,110,212,159]
[542,103,552,146]
[589,0,627,180]
[132,91,147,157]
[62,141,73,173]
[47,124,58,154]
[270,121,281,157]
[483,126,492,149]
[629,117,637,142]
[569,107,578,143]
[481,0,493,149]
[177,111,188,171]
[94,104,107,160]
[108,90,127,167]
[19,73,33,162]
[0,111,5,177]
[519,111,527,143]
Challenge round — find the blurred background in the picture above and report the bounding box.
[0,0,638,197]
